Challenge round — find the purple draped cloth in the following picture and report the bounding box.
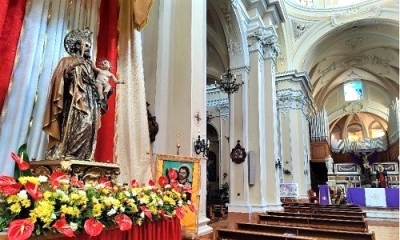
[318,185,331,205]
[347,187,399,208]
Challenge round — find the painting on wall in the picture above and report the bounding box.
[280,183,299,197]
[156,154,200,237]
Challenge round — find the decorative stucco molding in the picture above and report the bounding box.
[331,5,381,26]
[277,89,309,117]
[291,18,317,40]
[247,26,280,62]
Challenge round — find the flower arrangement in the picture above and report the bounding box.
[0,153,195,240]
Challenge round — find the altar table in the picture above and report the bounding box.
[347,188,399,208]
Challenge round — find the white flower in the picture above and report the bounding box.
[78,190,86,196]
[51,213,57,220]
[178,200,183,207]
[165,184,171,189]
[158,200,164,206]
[124,191,131,197]
[187,200,191,205]
[69,222,78,231]
[107,208,117,216]
[140,212,145,218]
[38,175,48,183]
[139,198,148,204]
[17,190,28,199]
[120,206,125,212]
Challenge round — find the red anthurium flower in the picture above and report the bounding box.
[158,176,168,187]
[0,175,16,186]
[84,218,103,237]
[52,217,75,237]
[130,179,139,188]
[0,176,21,195]
[49,171,68,187]
[114,214,132,231]
[8,218,34,240]
[0,182,23,195]
[167,168,178,181]
[70,176,84,188]
[170,180,180,191]
[148,179,155,186]
[25,181,43,201]
[182,184,192,193]
[175,207,185,219]
[98,177,112,188]
[11,152,29,171]
[188,204,196,213]
[140,206,152,219]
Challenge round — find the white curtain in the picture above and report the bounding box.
[116,0,152,184]
[0,0,100,176]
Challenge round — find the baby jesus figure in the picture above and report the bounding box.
[92,60,124,102]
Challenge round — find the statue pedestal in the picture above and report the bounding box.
[30,159,120,184]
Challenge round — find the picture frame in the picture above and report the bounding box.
[280,183,299,198]
[372,162,399,174]
[156,154,201,237]
[334,163,360,175]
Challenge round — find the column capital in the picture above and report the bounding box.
[247,26,280,61]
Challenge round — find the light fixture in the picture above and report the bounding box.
[193,135,209,157]
[216,68,244,95]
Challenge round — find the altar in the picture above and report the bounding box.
[347,188,399,208]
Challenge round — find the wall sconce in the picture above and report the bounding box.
[193,135,209,157]
[275,159,282,169]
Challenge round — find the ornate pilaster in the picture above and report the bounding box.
[248,26,280,64]
[276,70,315,200]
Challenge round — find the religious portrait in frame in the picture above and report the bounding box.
[156,154,201,237]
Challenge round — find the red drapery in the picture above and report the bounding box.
[0,0,27,111]
[48,217,182,240]
[94,0,120,163]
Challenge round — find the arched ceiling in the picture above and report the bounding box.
[307,20,399,108]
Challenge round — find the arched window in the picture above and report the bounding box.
[344,80,363,102]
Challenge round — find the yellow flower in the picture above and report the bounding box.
[10,203,21,213]
[20,199,31,208]
[43,191,53,200]
[29,200,55,228]
[93,203,104,217]
[18,176,40,185]
[7,195,18,204]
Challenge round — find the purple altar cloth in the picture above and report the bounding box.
[347,188,399,208]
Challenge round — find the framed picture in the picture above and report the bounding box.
[334,163,360,175]
[280,183,299,198]
[156,154,200,237]
[372,162,398,174]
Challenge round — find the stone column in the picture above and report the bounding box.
[152,0,212,236]
[276,70,315,202]
[229,26,283,215]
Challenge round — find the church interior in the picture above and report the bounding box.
[0,0,398,239]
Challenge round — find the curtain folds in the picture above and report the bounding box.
[94,0,120,163]
[0,0,27,111]
[116,0,152,184]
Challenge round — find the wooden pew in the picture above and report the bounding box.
[283,206,367,217]
[283,205,363,212]
[258,214,368,232]
[282,203,360,209]
[236,222,375,240]
[264,211,365,221]
[215,228,314,240]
